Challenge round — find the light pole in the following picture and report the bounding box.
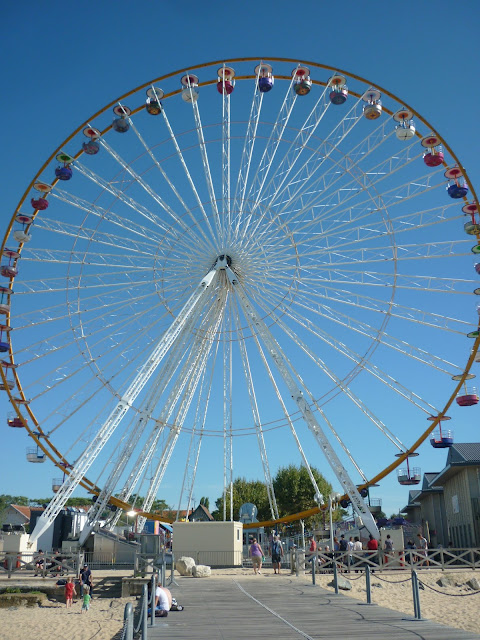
[127,510,138,534]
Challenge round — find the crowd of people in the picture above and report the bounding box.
[249,531,434,574]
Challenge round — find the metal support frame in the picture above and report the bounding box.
[225,265,379,539]
[29,267,219,545]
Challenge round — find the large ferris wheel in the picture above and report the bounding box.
[2,57,479,545]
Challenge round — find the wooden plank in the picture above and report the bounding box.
[147,577,480,639]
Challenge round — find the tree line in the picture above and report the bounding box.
[1,464,345,528]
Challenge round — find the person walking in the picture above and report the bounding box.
[417,533,429,567]
[307,536,317,572]
[384,534,394,565]
[81,585,91,613]
[272,535,284,574]
[249,538,264,575]
[353,536,363,572]
[347,536,355,571]
[64,576,76,608]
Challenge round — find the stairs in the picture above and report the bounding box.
[93,575,123,598]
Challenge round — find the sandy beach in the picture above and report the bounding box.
[0,567,479,639]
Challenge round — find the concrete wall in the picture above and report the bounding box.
[173,521,243,566]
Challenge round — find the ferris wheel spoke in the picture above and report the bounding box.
[125,113,217,252]
[49,188,178,248]
[268,118,394,225]
[73,160,185,242]
[15,292,169,370]
[222,300,233,520]
[14,284,170,333]
[97,136,211,254]
[110,290,227,528]
[256,103,391,231]
[242,73,298,217]
[285,166,447,245]
[221,79,232,237]
[294,238,471,266]
[23,300,168,409]
[246,93,366,241]
[263,283,466,375]
[241,311,324,508]
[229,275,378,536]
[137,307,223,532]
[281,203,461,254]
[283,136,423,226]
[21,247,155,270]
[265,302,419,451]
[248,83,332,219]
[297,268,475,294]
[35,215,159,256]
[184,84,222,242]
[256,164,447,256]
[285,280,473,334]
[231,71,263,236]
[261,291,441,415]
[160,109,217,243]
[231,297,280,518]
[11,269,176,295]
[176,340,218,520]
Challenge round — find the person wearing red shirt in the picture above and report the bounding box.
[64,576,77,607]
[367,534,379,571]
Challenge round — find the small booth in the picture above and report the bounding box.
[172,520,243,567]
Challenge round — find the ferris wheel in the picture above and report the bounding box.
[2,58,480,545]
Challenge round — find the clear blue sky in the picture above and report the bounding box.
[2,1,480,520]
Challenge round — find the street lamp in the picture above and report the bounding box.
[127,510,138,533]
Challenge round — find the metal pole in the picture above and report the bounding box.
[333,559,339,594]
[162,552,166,587]
[295,547,299,577]
[141,583,148,640]
[124,602,133,640]
[167,551,179,587]
[311,550,316,585]
[329,498,334,554]
[365,565,371,604]
[149,574,156,627]
[412,569,422,620]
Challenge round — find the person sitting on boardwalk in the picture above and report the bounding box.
[64,576,76,608]
[272,535,284,574]
[155,585,172,617]
[249,538,264,575]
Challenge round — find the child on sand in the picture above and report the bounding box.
[64,576,76,608]
[82,585,91,613]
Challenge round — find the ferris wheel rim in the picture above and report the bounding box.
[3,56,480,525]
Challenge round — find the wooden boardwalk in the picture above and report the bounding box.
[147,575,480,640]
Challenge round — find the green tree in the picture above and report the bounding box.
[273,464,332,515]
[211,478,270,521]
[199,496,210,510]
